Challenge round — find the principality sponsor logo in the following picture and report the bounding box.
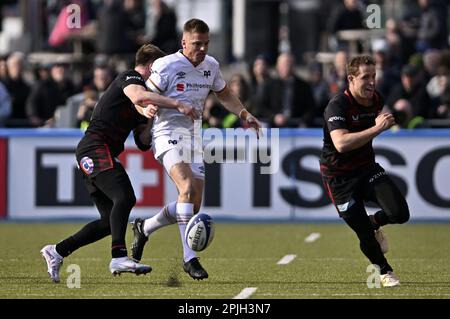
[328,116,345,122]
[176,83,185,92]
[185,83,213,91]
[80,156,94,175]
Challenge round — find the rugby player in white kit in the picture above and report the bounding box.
[131,18,261,280]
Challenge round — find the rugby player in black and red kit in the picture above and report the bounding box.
[40,44,199,282]
[320,55,410,287]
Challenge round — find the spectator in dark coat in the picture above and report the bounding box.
[26,63,76,127]
[386,64,432,119]
[266,52,316,128]
[3,52,32,127]
[140,0,179,54]
[416,0,449,52]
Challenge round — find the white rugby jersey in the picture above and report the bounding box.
[146,50,226,140]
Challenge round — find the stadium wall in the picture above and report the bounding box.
[0,129,449,221]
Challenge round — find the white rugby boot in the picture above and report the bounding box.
[109,257,152,276]
[40,245,63,283]
[380,271,400,287]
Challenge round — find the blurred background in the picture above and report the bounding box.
[1,0,450,129]
[1,0,450,222]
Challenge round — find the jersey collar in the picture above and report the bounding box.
[177,50,206,69]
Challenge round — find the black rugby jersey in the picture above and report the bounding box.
[77,70,148,158]
[320,89,383,177]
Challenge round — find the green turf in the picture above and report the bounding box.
[0,222,449,299]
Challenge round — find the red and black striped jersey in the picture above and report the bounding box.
[320,89,384,177]
[77,70,148,158]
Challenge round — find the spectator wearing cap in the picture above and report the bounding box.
[386,64,432,119]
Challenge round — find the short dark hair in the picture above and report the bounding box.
[346,55,376,76]
[135,44,166,67]
[183,18,209,34]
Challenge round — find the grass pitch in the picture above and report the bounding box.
[0,222,449,299]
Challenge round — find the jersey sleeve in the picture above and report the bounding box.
[212,68,226,93]
[324,96,348,132]
[120,71,146,90]
[146,59,168,93]
[132,115,152,151]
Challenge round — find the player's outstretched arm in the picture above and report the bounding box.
[124,84,199,120]
[215,85,262,138]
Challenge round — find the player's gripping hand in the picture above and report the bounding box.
[239,109,262,139]
[177,102,200,120]
[375,112,396,132]
[143,104,158,118]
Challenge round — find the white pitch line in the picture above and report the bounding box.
[233,287,257,299]
[304,232,321,243]
[277,254,297,265]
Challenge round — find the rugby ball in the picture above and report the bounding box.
[185,213,215,251]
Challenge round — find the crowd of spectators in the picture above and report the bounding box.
[1,0,450,130]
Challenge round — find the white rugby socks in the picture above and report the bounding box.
[176,202,196,262]
[143,201,177,236]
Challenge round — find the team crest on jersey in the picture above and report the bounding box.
[176,83,185,92]
[176,71,186,79]
[80,156,94,175]
[203,70,211,78]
